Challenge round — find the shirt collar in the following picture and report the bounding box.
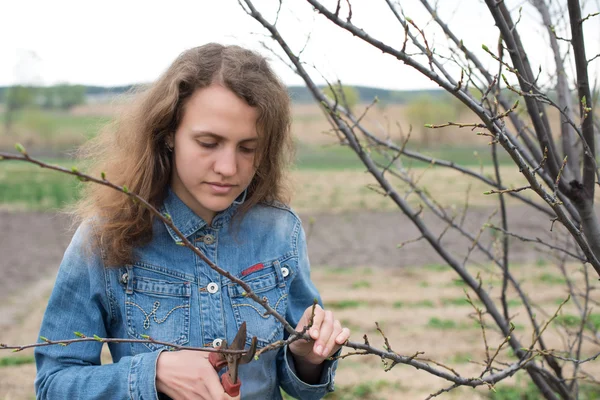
[159,187,244,243]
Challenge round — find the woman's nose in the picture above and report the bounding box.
[213,148,237,177]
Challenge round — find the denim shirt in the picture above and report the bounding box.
[34,189,338,399]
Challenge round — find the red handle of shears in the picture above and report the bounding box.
[208,351,241,397]
[208,351,228,371]
[220,372,241,397]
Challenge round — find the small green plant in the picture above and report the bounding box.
[489,380,600,400]
[489,381,544,400]
[451,279,468,287]
[441,297,469,306]
[326,300,367,310]
[325,267,353,275]
[554,297,569,305]
[506,299,522,307]
[414,299,435,308]
[538,273,566,285]
[535,258,548,268]
[555,313,600,330]
[427,317,457,330]
[424,263,446,272]
[0,355,35,368]
[392,301,404,308]
[512,323,525,331]
[448,352,473,364]
[351,280,371,289]
[323,380,402,399]
[339,319,361,332]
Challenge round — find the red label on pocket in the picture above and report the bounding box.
[241,263,264,276]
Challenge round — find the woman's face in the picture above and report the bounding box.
[169,83,259,224]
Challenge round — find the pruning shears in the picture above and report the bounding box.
[208,322,258,397]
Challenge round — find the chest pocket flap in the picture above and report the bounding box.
[227,259,291,347]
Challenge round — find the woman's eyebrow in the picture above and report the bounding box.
[192,130,258,143]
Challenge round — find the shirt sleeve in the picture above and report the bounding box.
[277,217,339,399]
[34,224,162,400]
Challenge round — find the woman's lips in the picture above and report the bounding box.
[206,182,236,194]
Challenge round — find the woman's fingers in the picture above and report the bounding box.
[336,327,351,345]
[313,310,334,357]
[323,319,343,357]
[289,305,352,364]
[308,304,324,340]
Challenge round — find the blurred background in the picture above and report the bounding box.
[1,1,599,399]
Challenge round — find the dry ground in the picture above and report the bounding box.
[1,259,598,399]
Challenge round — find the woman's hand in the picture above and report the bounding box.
[156,350,240,400]
[288,304,351,366]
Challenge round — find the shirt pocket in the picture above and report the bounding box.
[227,259,291,348]
[124,271,191,353]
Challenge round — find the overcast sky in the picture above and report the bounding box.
[1,0,598,90]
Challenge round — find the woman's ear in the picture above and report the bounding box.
[165,134,174,152]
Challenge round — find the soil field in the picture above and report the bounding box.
[0,206,551,306]
[0,207,598,399]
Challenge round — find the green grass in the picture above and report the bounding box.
[284,380,403,400]
[506,299,523,307]
[423,263,447,271]
[413,299,435,308]
[535,257,548,267]
[1,109,110,143]
[293,143,380,170]
[393,299,435,308]
[294,142,515,171]
[339,319,362,332]
[554,313,600,330]
[427,317,458,330]
[489,379,600,400]
[325,380,403,399]
[403,145,514,168]
[447,352,473,364]
[441,297,470,307]
[324,267,354,275]
[0,355,35,368]
[351,280,371,289]
[538,273,567,285]
[0,138,521,211]
[554,297,570,305]
[451,278,468,287]
[285,380,403,399]
[0,159,82,210]
[427,317,480,330]
[326,300,368,310]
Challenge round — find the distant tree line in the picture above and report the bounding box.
[1,84,85,111]
[0,84,100,133]
[1,83,573,108]
[0,83,463,107]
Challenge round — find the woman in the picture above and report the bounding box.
[34,43,350,399]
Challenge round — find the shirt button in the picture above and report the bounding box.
[207,282,219,294]
[281,267,290,278]
[212,338,223,348]
[120,273,128,284]
[203,234,215,245]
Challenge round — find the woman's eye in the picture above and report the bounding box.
[198,142,218,149]
[239,146,257,154]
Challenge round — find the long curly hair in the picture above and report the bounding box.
[73,43,293,266]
